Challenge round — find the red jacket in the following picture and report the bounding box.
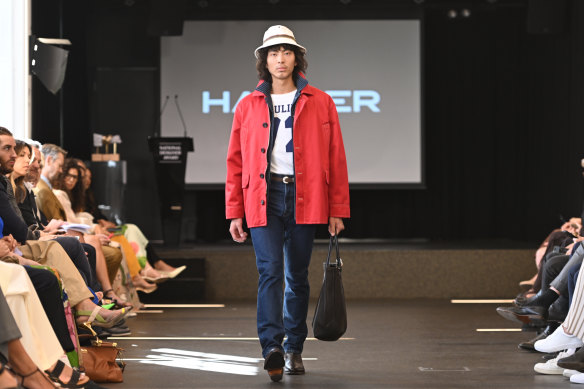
[225,77,350,227]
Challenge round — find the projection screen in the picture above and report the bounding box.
[161,20,422,186]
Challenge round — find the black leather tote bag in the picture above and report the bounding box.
[312,235,347,341]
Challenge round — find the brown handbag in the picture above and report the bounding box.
[80,338,125,383]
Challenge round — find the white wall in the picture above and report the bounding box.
[0,0,31,140]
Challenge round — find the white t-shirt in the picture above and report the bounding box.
[270,90,296,175]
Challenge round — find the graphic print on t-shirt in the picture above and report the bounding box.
[270,90,296,175]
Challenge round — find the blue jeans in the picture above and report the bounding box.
[250,180,316,358]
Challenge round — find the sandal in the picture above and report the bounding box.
[12,368,56,389]
[75,305,127,329]
[45,360,87,389]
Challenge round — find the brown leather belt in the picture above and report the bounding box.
[270,175,295,184]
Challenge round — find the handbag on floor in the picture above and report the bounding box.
[79,327,125,383]
[312,234,347,341]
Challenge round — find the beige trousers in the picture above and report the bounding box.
[0,262,63,370]
[18,240,93,306]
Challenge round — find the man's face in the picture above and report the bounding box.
[266,46,296,82]
[0,135,17,174]
[26,147,42,185]
[46,152,64,180]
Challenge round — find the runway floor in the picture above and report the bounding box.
[100,299,573,389]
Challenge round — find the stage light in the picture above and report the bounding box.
[461,9,471,17]
[447,9,457,18]
[29,37,71,95]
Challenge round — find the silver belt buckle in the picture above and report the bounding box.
[282,176,292,184]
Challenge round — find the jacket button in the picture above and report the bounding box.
[262,123,268,128]
[261,148,266,153]
[260,173,264,179]
[261,200,265,205]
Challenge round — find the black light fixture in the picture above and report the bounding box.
[29,36,71,95]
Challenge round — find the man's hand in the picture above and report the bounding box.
[328,217,345,236]
[229,218,248,243]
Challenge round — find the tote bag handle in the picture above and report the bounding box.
[325,234,342,270]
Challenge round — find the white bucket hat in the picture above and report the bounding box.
[254,25,307,59]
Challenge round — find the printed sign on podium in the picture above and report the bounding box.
[148,137,194,245]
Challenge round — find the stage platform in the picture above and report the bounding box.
[153,240,537,301]
[101,300,568,389]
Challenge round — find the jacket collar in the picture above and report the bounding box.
[253,73,311,97]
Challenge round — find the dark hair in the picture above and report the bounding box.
[0,127,13,136]
[256,44,308,83]
[55,158,85,213]
[13,140,32,204]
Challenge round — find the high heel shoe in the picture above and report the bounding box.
[158,265,186,279]
[140,268,170,284]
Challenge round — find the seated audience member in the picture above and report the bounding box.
[35,143,125,291]
[0,128,127,329]
[53,158,158,293]
[497,224,583,353]
[532,252,584,384]
[497,241,584,327]
[44,158,134,306]
[522,228,578,299]
[0,282,58,389]
[2,138,107,295]
[76,159,186,280]
[0,262,110,388]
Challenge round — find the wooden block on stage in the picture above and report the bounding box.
[101,154,120,161]
[92,153,120,161]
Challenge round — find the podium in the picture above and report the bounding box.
[148,137,194,245]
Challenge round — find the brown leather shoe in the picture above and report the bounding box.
[264,348,284,382]
[284,352,305,375]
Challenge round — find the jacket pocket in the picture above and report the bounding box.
[242,173,250,189]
